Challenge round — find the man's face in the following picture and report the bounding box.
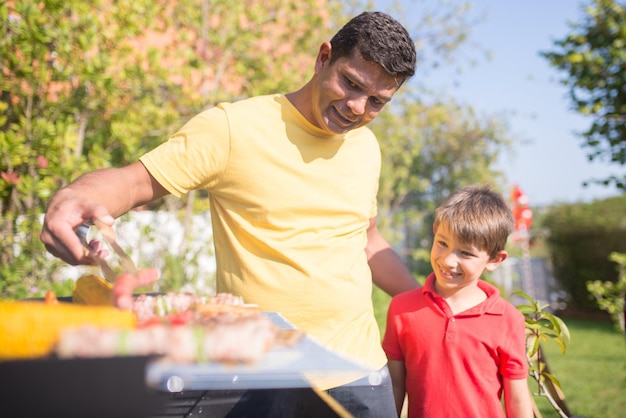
[309,43,400,135]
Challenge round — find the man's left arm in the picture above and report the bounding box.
[366,217,420,296]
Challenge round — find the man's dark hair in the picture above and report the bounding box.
[330,11,416,83]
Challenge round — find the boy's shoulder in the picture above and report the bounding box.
[389,286,427,312]
[392,286,425,301]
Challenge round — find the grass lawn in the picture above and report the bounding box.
[532,317,626,418]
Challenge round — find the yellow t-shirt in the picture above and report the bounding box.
[140,94,385,376]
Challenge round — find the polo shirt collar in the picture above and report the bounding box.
[423,273,506,316]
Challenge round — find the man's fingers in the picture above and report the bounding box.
[40,198,115,266]
[112,269,159,309]
[136,268,159,287]
[91,213,115,227]
[41,224,94,265]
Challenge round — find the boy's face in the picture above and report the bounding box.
[308,42,399,135]
[430,223,507,297]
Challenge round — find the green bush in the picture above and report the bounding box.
[587,252,626,335]
[543,195,626,312]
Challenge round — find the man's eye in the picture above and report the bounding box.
[346,79,358,89]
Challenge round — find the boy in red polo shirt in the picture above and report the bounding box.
[382,185,533,418]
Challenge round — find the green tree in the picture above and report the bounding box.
[541,0,626,190]
[141,0,343,110]
[0,0,342,298]
[0,0,178,298]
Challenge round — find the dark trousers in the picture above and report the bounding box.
[225,366,396,418]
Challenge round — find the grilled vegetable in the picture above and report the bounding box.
[72,274,113,306]
[0,300,135,359]
[45,290,59,305]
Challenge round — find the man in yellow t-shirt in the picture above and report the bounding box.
[42,11,419,417]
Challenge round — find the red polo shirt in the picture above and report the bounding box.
[382,273,528,418]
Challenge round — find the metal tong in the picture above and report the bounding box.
[76,220,138,283]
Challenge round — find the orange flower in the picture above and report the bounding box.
[1,171,20,185]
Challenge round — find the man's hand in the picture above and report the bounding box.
[113,269,159,310]
[40,189,115,265]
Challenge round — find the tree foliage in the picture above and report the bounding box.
[0,0,340,297]
[1,0,180,297]
[587,251,626,334]
[541,0,626,189]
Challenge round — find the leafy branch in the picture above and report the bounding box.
[515,291,571,418]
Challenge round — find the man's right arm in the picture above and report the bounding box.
[40,161,169,265]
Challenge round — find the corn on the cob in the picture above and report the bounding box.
[72,274,114,306]
[0,300,135,359]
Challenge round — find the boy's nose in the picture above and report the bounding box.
[442,251,458,267]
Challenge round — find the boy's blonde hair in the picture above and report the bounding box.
[434,185,515,257]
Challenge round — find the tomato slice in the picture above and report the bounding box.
[136,310,195,328]
[136,317,164,328]
[167,310,194,326]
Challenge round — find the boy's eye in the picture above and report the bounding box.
[460,249,478,258]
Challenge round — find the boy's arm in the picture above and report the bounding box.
[503,377,533,418]
[387,359,407,417]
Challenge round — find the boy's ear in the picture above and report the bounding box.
[485,250,508,272]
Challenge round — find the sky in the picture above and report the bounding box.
[379,0,626,206]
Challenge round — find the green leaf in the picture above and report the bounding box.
[541,372,562,389]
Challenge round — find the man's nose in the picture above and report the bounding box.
[346,94,368,115]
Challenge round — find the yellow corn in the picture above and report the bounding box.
[72,274,114,306]
[0,300,135,359]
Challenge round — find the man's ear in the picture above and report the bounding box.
[315,42,332,74]
[485,250,508,272]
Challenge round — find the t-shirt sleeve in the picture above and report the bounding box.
[382,298,404,361]
[140,106,231,197]
[369,145,381,220]
[499,307,530,380]
[369,193,378,220]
